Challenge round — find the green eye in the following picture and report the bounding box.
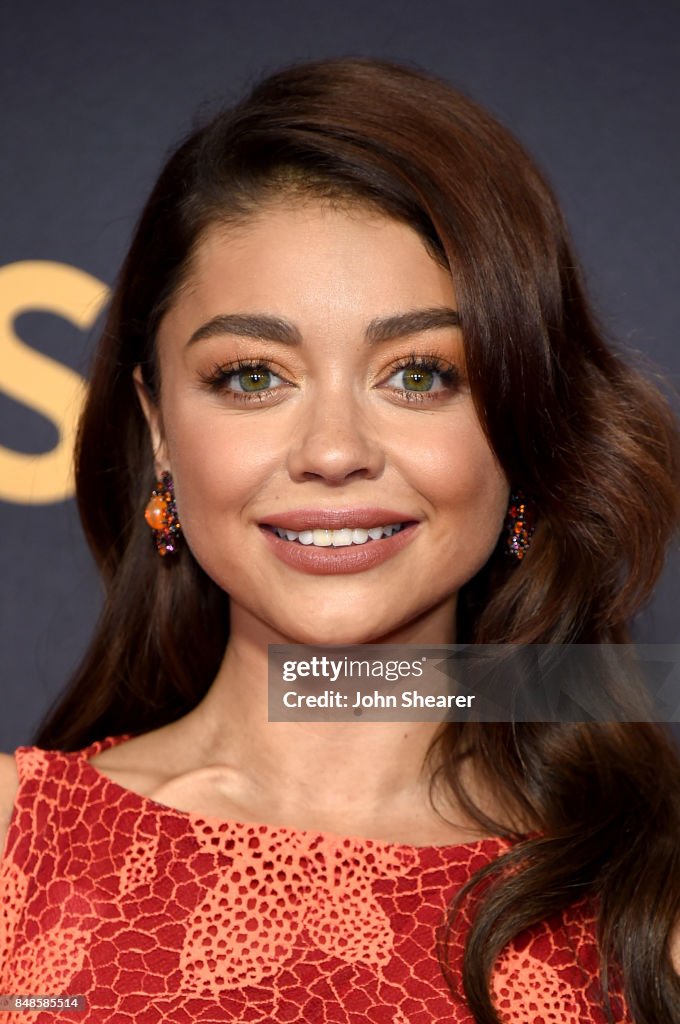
[401,367,434,392]
[199,359,286,402]
[383,354,462,404]
[238,369,272,392]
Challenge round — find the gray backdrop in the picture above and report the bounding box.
[1,1,678,750]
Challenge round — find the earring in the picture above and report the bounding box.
[504,490,535,560]
[144,470,182,556]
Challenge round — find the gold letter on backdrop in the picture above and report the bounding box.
[0,261,109,504]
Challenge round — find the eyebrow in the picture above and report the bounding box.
[185,307,461,348]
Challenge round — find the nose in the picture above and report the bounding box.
[286,386,385,485]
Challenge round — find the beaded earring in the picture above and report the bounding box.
[144,470,182,556]
[504,490,535,560]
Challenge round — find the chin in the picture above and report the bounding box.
[276,619,391,648]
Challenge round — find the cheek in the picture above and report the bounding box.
[413,415,509,541]
[160,404,278,547]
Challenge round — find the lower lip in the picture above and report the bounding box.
[259,523,420,575]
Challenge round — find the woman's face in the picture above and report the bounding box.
[142,198,509,645]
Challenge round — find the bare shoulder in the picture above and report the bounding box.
[0,752,19,855]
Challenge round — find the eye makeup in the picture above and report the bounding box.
[196,349,465,407]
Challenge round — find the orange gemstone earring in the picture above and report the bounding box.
[504,490,535,560]
[144,470,182,556]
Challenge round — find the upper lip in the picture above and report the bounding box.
[259,508,421,531]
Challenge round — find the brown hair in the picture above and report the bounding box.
[35,57,680,1022]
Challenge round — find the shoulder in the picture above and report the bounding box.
[0,752,19,855]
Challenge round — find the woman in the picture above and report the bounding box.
[1,57,679,1023]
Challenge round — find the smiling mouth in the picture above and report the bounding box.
[261,522,416,547]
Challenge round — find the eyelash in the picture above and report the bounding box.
[388,353,463,402]
[197,351,463,405]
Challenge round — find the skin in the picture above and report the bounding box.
[88,200,511,843]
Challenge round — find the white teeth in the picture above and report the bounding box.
[312,529,332,547]
[272,523,405,546]
[331,529,353,547]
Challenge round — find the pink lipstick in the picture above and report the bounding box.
[258,508,421,575]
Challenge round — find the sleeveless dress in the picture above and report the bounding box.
[0,735,630,1023]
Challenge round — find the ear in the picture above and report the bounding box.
[133,365,169,476]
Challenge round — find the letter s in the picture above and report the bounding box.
[0,260,109,504]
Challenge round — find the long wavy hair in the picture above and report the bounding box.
[35,57,680,1022]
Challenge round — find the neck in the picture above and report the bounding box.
[177,602,466,830]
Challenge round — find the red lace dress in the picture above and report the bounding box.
[0,735,629,1023]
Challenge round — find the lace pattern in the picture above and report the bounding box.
[0,736,630,1023]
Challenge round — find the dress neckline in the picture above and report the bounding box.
[72,733,518,861]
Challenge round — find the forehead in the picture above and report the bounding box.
[170,199,457,323]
